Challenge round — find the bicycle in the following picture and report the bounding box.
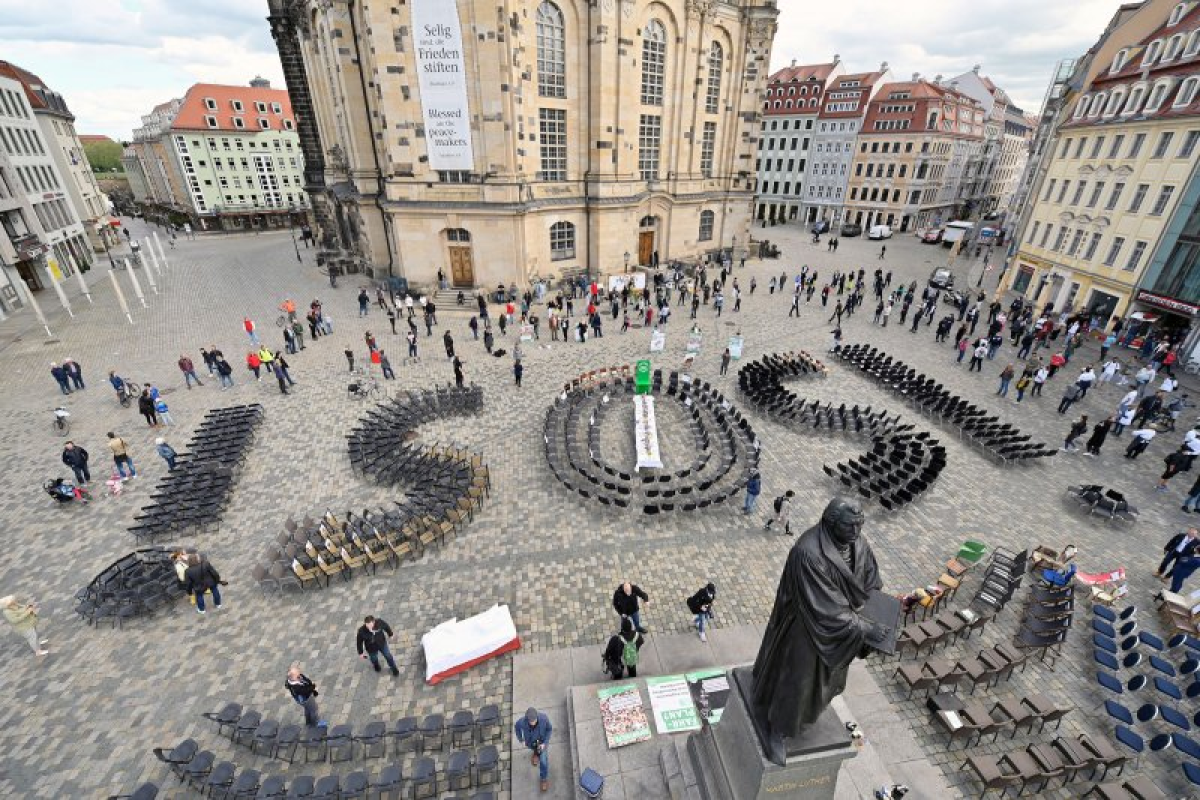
[348,375,382,400]
[52,407,70,436]
[117,381,141,408]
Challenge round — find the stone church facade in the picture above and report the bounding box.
[268,0,778,288]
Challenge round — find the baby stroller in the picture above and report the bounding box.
[44,477,89,504]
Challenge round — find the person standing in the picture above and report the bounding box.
[155,437,177,470]
[453,356,464,388]
[344,347,355,373]
[178,354,203,388]
[720,348,732,377]
[1157,528,1200,586]
[1,596,47,657]
[879,244,886,260]
[1182,474,1200,513]
[244,317,259,346]
[387,307,397,335]
[603,617,644,678]
[1158,447,1192,493]
[272,359,291,395]
[50,362,71,395]
[292,320,305,351]
[247,351,262,381]
[1125,428,1157,459]
[358,289,370,316]
[407,330,419,360]
[1058,382,1083,414]
[763,490,795,534]
[379,350,395,380]
[154,397,174,426]
[356,615,400,676]
[1084,418,1113,456]
[444,330,455,360]
[63,358,85,390]
[183,554,224,614]
[514,360,524,387]
[514,707,553,793]
[968,340,987,372]
[137,390,159,427]
[743,470,761,514]
[61,441,90,485]
[686,582,717,642]
[612,582,650,633]
[215,355,235,389]
[997,364,1015,397]
[107,432,136,480]
[285,668,327,728]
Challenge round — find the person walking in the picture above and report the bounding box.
[968,340,987,372]
[285,668,327,728]
[1062,415,1089,452]
[107,432,136,480]
[453,356,464,387]
[1182,474,1200,513]
[603,617,645,678]
[720,348,732,377]
[444,330,455,360]
[686,582,717,642]
[1084,418,1113,456]
[1,596,48,657]
[155,437,177,470]
[272,359,291,395]
[514,707,553,793]
[1076,366,1097,398]
[63,358,84,390]
[344,347,355,373]
[764,490,795,534]
[215,355,235,389]
[358,289,370,317]
[244,317,259,346]
[50,362,72,395]
[379,350,395,380]
[183,553,224,613]
[1157,528,1200,589]
[1158,447,1192,493]
[356,615,400,676]
[1133,391,1166,428]
[879,244,886,260]
[1032,365,1049,397]
[1014,371,1032,403]
[1125,428,1157,459]
[743,470,761,514]
[1057,382,1083,415]
[178,354,203,388]
[61,441,90,485]
[247,351,262,381]
[137,390,159,427]
[612,582,650,633]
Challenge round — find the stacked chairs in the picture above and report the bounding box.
[545,367,758,515]
[834,344,1054,464]
[1067,485,1140,523]
[74,547,187,626]
[1015,566,1072,665]
[127,404,263,544]
[972,547,1027,612]
[738,352,945,510]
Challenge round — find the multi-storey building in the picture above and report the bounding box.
[0,72,90,293]
[800,66,891,228]
[841,78,985,233]
[267,0,779,285]
[1135,157,1200,353]
[1003,0,1200,328]
[125,81,309,232]
[951,67,1032,219]
[754,58,843,225]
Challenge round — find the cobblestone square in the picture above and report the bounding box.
[1,220,1196,798]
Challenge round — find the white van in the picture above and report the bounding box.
[868,224,892,240]
[941,221,974,248]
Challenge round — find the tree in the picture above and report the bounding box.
[82,139,123,173]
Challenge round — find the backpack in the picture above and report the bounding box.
[773,496,785,514]
[622,636,639,667]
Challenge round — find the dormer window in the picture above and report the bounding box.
[1145,79,1174,112]
[1143,40,1164,67]
[1122,85,1146,115]
[1166,34,1185,60]
[204,97,217,111]
[272,102,283,114]
[258,118,270,129]
[1175,76,1200,107]
[255,101,267,113]
[1169,2,1188,26]
[1187,30,1200,56]
[205,115,218,128]
[1104,89,1125,116]
[283,119,294,131]
[231,99,244,112]
[1089,93,1106,116]
[1111,49,1130,73]
[232,117,245,129]
[1074,94,1090,118]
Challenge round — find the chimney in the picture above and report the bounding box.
[972,64,981,74]
[249,76,271,88]
[833,53,840,64]
[912,72,920,82]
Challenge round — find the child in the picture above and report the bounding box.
[155,398,174,426]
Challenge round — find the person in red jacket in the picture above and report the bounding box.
[247,351,262,380]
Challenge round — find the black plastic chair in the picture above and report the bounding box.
[340,770,369,800]
[227,769,261,799]
[201,702,243,738]
[449,710,475,748]
[475,744,501,787]
[445,750,472,791]
[370,764,403,800]
[419,714,445,753]
[393,716,420,755]
[476,705,501,743]
[327,724,354,763]
[411,756,437,799]
[355,721,387,760]
[311,775,339,800]
[204,762,236,797]
[285,775,314,798]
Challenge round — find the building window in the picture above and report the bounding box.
[1056,180,1070,203]
[1129,183,1149,212]
[1104,236,1125,267]
[1084,232,1103,261]
[1152,131,1175,157]
[1030,222,1040,244]
[1067,229,1085,257]
[705,42,723,114]
[1043,179,1057,202]
[1125,240,1148,272]
[255,101,267,113]
[1107,134,1125,157]
[1151,185,1176,216]
[231,100,244,112]
[1106,182,1125,210]
[204,97,217,110]
[1040,224,1054,249]
[437,171,472,183]
[1181,130,1200,158]
[205,116,218,128]
[549,220,575,260]
[1071,181,1087,205]
[698,210,714,241]
[1073,137,1087,158]
[1090,136,1105,159]
[1052,227,1068,251]
[258,118,270,130]
[232,117,245,129]
[538,108,567,181]
[1087,182,1105,207]
[638,114,661,180]
[640,20,666,106]
[536,2,566,98]
[700,121,717,177]
[447,228,470,242]
[1128,132,1146,157]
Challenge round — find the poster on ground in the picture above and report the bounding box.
[686,329,703,354]
[685,668,731,725]
[597,684,652,748]
[646,675,701,734]
[520,323,534,342]
[728,335,744,360]
[650,330,666,352]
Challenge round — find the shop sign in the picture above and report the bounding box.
[1137,289,1199,316]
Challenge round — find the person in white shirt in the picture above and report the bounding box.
[1124,428,1156,458]
[1032,366,1049,397]
[1076,366,1097,397]
[1118,388,1139,418]
[1162,376,1179,393]
[1100,359,1121,385]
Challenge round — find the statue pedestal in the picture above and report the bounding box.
[687,667,859,800]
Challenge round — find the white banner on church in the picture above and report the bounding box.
[410,0,474,170]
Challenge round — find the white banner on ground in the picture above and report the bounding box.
[634,395,663,470]
[410,0,474,170]
[609,273,646,293]
[646,675,701,734]
[650,330,666,352]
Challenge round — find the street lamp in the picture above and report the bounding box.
[731,235,738,265]
[286,206,302,264]
[624,251,630,273]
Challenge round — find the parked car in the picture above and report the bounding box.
[928,268,955,290]
[811,220,830,234]
[840,223,863,237]
[921,228,944,244]
[868,224,893,240]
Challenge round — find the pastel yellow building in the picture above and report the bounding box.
[268,0,778,287]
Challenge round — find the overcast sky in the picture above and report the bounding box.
[0,0,1123,140]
